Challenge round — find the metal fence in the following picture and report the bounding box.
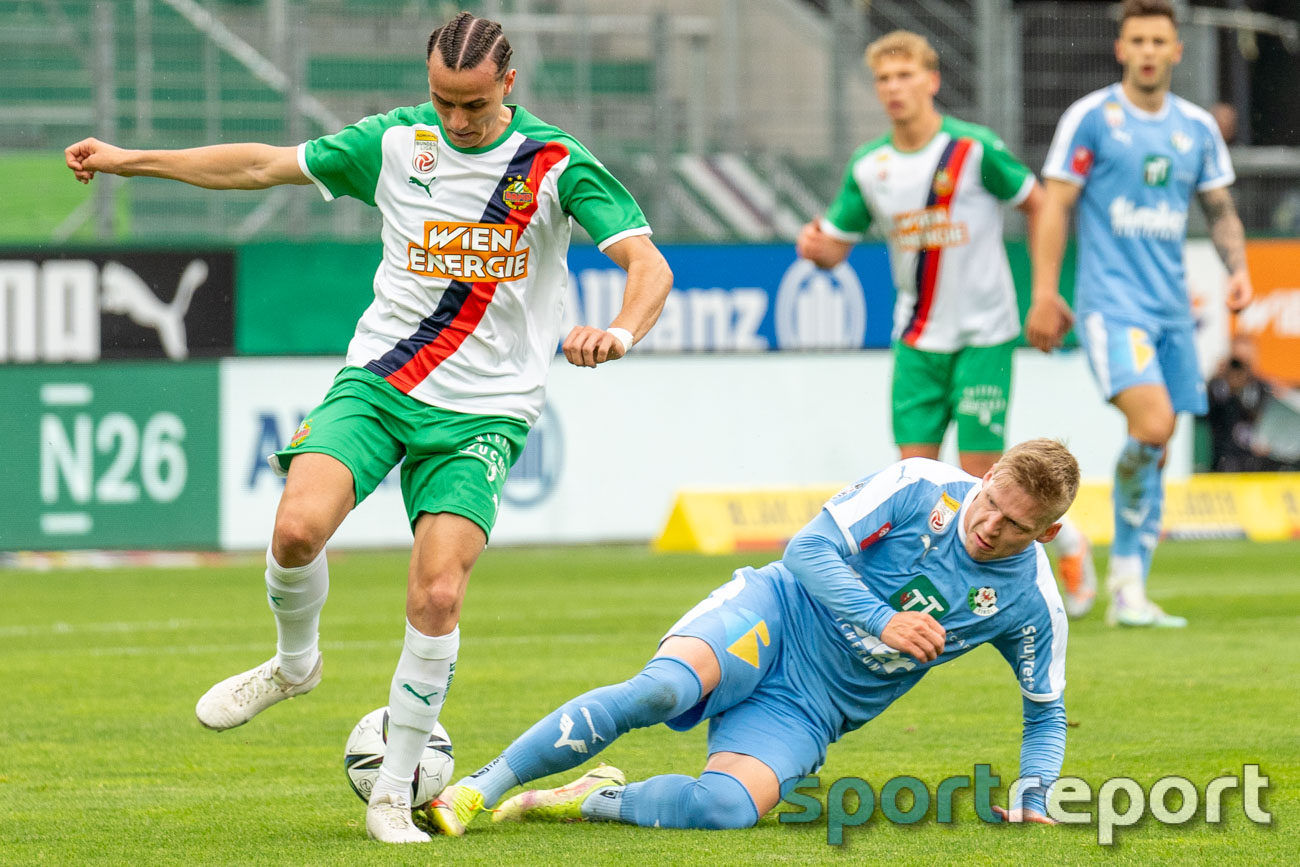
[2,0,1297,242]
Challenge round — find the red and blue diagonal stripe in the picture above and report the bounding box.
[366,137,570,393]
[901,137,974,346]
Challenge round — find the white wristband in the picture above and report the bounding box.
[607,326,634,354]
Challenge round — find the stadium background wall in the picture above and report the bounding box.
[4,238,1294,551]
[4,353,1193,551]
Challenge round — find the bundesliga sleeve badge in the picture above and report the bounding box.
[413,129,439,175]
[928,491,961,534]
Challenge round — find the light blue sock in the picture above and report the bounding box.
[1137,482,1165,583]
[601,770,758,829]
[471,657,700,807]
[1112,437,1164,583]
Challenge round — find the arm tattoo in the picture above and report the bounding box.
[1198,187,1248,274]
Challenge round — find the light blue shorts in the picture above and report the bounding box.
[1077,312,1207,414]
[659,569,831,796]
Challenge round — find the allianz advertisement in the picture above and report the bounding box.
[563,243,896,351]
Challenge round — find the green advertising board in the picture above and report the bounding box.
[0,362,220,549]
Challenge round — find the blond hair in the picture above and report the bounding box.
[865,30,939,72]
[992,439,1080,523]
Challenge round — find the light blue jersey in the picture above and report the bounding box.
[661,458,1067,809]
[1043,84,1233,325]
[807,458,1067,707]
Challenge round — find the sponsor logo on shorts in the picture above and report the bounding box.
[459,433,511,483]
[1127,327,1155,372]
[957,385,1007,428]
[726,619,770,667]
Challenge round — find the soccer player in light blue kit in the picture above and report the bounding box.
[1027,0,1252,627]
[427,439,1077,833]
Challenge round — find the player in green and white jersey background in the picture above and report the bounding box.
[796,30,1098,619]
[65,11,673,844]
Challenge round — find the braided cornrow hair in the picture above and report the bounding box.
[426,11,513,80]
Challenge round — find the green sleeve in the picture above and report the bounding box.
[302,108,406,207]
[555,143,649,246]
[824,151,874,237]
[977,131,1033,202]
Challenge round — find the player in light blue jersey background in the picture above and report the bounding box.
[425,439,1078,834]
[1027,0,1252,628]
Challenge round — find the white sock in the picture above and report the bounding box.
[265,545,328,682]
[1108,553,1144,596]
[1052,515,1084,558]
[371,621,459,802]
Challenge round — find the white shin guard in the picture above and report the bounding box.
[373,621,459,799]
[265,546,329,680]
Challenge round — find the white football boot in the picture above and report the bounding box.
[195,654,322,730]
[366,791,431,844]
[1106,582,1187,628]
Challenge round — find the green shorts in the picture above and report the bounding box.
[272,367,530,539]
[891,340,1014,453]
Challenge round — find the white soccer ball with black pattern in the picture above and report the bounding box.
[344,706,454,808]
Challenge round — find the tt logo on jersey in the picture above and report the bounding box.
[890,576,949,618]
[928,492,961,534]
[1142,155,1171,187]
[407,221,530,282]
[412,129,438,175]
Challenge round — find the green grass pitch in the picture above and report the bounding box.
[2,540,1297,865]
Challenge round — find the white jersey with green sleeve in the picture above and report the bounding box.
[297,103,650,425]
[820,116,1034,353]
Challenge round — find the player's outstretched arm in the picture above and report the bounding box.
[1198,186,1253,312]
[562,233,672,368]
[795,219,853,270]
[64,138,310,190]
[783,512,946,663]
[1025,179,1081,353]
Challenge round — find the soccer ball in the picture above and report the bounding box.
[343,706,454,807]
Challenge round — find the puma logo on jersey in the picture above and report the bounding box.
[408,175,435,197]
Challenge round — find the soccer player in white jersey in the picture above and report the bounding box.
[426,439,1077,834]
[796,30,1098,618]
[1028,0,1252,628]
[64,12,672,843]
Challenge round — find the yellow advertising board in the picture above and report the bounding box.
[657,475,1300,554]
